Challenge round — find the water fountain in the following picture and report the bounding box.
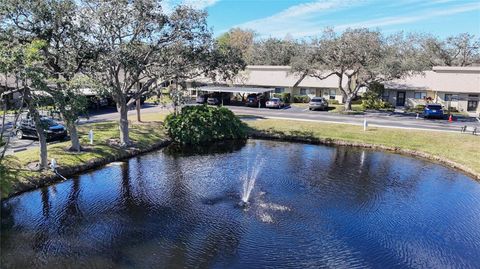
[238,156,264,208]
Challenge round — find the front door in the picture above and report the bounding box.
[468,100,478,112]
[396,91,406,106]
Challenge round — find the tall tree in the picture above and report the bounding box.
[292,28,426,110]
[217,28,255,64]
[250,38,300,66]
[0,0,95,151]
[0,40,51,169]
[418,33,480,67]
[82,0,212,146]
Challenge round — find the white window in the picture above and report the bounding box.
[300,88,307,95]
[329,89,336,100]
[275,87,285,93]
[414,92,426,99]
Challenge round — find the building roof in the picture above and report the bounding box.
[229,65,346,89]
[385,69,480,93]
[198,65,479,94]
[198,86,274,94]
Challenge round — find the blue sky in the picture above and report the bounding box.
[166,0,480,38]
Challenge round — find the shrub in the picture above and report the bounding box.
[361,99,393,110]
[164,105,247,145]
[293,95,310,103]
[361,82,393,110]
[351,98,363,105]
[274,93,291,103]
[447,107,459,113]
[329,99,339,105]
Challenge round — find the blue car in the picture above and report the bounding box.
[424,104,444,119]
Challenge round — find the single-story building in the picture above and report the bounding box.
[384,66,480,114]
[188,65,348,104]
[189,65,480,115]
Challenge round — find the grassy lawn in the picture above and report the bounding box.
[246,119,480,177]
[2,109,479,198]
[1,111,169,198]
[328,104,365,114]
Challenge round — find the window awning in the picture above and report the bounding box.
[196,86,275,94]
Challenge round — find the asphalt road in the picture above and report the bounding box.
[227,105,480,133]
[2,103,479,154]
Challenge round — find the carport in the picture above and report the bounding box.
[197,86,275,94]
[197,86,275,106]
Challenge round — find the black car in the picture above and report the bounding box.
[16,117,68,141]
[246,94,266,107]
[207,93,231,106]
[196,94,210,104]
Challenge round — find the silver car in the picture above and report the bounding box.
[266,98,285,109]
[309,97,328,111]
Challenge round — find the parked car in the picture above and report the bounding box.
[16,117,68,141]
[246,94,266,107]
[207,96,221,105]
[266,98,285,109]
[309,97,329,111]
[424,104,444,119]
[196,94,209,104]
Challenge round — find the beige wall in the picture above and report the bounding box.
[437,93,479,113]
[290,87,344,103]
[386,89,480,114]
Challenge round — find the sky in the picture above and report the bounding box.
[165,0,480,39]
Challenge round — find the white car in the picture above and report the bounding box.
[266,98,285,109]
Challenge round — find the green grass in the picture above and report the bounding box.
[246,119,480,176]
[2,114,168,198]
[3,109,479,197]
[328,104,365,114]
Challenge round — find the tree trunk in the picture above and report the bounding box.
[344,95,353,111]
[30,109,48,170]
[66,119,81,152]
[117,100,130,146]
[136,98,141,122]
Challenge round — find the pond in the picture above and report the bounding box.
[2,140,480,268]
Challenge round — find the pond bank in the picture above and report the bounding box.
[2,120,170,199]
[4,115,479,200]
[6,139,172,199]
[249,128,480,181]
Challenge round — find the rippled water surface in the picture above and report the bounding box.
[2,140,480,268]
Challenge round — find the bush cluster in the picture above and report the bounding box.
[293,95,310,103]
[361,82,393,110]
[329,99,339,105]
[361,99,393,110]
[164,105,247,145]
[273,93,291,103]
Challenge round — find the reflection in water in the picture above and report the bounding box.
[2,140,480,268]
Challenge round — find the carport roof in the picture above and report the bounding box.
[197,86,275,94]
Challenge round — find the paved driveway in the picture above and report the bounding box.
[226,105,479,133]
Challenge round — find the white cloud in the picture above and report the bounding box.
[184,0,220,10]
[334,2,480,31]
[163,0,219,13]
[232,0,365,38]
[230,0,480,38]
